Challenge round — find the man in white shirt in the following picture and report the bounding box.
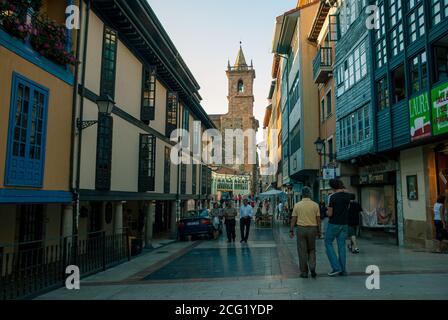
[240,198,254,243]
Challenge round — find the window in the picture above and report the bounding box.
[328,138,334,162]
[166,92,178,137]
[201,165,207,194]
[290,121,301,154]
[389,0,404,57]
[321,99,325,122]
[5,75,48,187]
[364,106,370,139]
[182,107,190,131]
[434,43,448,83]
[392,65,406,104]
[164,147,170,194]
[192,164,197,195]
[357,108,364,142]
[407,3,425,44]
[374,3,387,68]
[430,0,448,26]
[337,40,368,95]
[138,134,156,192]
[141,66,156,123]
[237,80,244,93]
[410,51,428,94]
[181,164,186,194]
[376,77,390,111]
[100,27,117,98]
[338,105,370,149]
[327,90,332,116]
[290,78,300,112]
[96,115,113,191]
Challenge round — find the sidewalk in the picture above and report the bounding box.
[36,221,448,300]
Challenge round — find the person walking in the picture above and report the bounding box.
[347,194,362,254]
[224,201,237,243]
[434,195,447,253]
[319,201,328,239]
[240,198,253,243]
[325,179,353,277]
[277,202,283,220]
[289,187,321,279]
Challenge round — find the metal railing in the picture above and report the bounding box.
[0,230,130,300]
[313,47,333,81]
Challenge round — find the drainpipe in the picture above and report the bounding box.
[69,0,83,217]
[72,0,91,261]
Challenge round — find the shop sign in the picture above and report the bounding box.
[409,92,431,141]
[357,172,395,185]
[359,161,397,176]
[431,81,448,136]
[322,168,336,180]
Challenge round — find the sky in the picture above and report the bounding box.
[148,0,297,141]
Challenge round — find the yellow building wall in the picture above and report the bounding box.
[0,48,73,192]
[115,40,143,120]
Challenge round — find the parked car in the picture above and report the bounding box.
[177,210,215,241]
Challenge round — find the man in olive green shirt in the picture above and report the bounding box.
[289,187,321,278]
[223,201,237,242]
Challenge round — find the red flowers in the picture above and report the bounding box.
[0,1,76,66]
[30,16,76,66]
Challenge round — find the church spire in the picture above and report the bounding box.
[234,42,248,69]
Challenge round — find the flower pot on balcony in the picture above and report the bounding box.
[29,17,76,66]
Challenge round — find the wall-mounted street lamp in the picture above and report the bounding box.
[314,137,337,159]
[77,94,115,130]
[314,137,326,156]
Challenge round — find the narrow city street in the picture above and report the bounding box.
[37,220,448,300]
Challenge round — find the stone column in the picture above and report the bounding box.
[145,201,155,248]
[170,200,179,239]
[114,202,123,234]
[62,205,74,237]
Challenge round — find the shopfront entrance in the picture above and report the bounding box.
[352,161,399,245]
[436,145,448,197]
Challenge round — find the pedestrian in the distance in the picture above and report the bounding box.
[277,201,283,220]
[224,201,237,243]
[325,179,352,277]
[434,194,447,253]
[240,198,253,243]
[289,187,321,279]
[319,200,328,239]
[347,194,362,254]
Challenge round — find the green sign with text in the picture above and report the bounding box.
[432,81,448,136]
[409,92,431,141]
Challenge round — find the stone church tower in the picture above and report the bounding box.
[209,45,259,195]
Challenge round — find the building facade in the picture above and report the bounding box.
[0,0,78,299]
[271,1,321,204]
[0,0,215,299]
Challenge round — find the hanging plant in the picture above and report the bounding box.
[0,2,31,40]
[30,15,76,66]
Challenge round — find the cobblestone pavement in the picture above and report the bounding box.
[36,220,448,300]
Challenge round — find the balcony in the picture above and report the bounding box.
[313,47,333,84]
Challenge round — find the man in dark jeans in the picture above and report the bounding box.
[223,201,237,243]
[325,179,353,277]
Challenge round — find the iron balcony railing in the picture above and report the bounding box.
[313,47,333,83]
[0,230,130,300]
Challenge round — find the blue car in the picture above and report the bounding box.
[177,210,215,241]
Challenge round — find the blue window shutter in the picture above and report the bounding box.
[5,74,48,187]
